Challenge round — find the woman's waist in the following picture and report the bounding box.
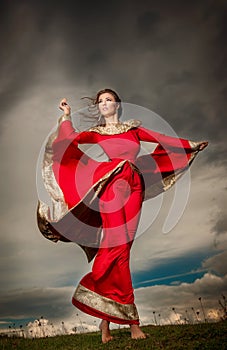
[109,157,135,163]
[108,158,141,174]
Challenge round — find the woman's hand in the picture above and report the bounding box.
[198,141,209,151]
[59,98,71,116]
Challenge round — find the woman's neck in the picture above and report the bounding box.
[104,114,119,126]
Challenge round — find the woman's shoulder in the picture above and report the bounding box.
[88,119,141,135]
[123,119,141,129]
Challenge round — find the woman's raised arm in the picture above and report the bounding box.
[59,98,71,116]
[56,98,97,144]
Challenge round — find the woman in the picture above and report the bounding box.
[37,88,208,343]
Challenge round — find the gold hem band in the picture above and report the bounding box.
[73,284,139,321]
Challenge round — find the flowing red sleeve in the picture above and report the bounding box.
[52,117,97,160]
[137,126,198,151]
[36,116,104,261]
[51,118,98,208]
[135,126,200,199]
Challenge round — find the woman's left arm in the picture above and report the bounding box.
[137,126,208,152]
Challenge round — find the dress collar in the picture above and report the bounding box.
[88,119,141,135]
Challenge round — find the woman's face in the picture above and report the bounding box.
[97,92,119,118]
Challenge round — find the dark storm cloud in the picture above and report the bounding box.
[0,287,73,319]
[0,0,124,115]
[208,5,227,81]
[132,1,227,144]
[212,211,227,236]
[203,251,227,276]
[0,2,58,117]
[137,11,160,38]
[1,0,226,125]
[196,2,227,137]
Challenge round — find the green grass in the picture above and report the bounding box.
[0,322,226,350]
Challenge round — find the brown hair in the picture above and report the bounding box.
[94,88,121,103]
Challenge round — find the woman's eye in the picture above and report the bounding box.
[97,97,113,103]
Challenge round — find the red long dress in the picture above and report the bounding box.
[37,115,201,325]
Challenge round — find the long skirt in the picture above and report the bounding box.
[72,162,144,325]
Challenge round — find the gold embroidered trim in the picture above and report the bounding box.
[58,114,72,124]
[89,160,127,203]
[162,149,198,192]
[143,148,199,200]
[73,284,139,321]
[189,140,201,151]
[41,117,69,222]
[40,115,140,225]
[40,157,129,226]
[88,119,141,135]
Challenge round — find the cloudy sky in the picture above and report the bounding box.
[0,0,227,333]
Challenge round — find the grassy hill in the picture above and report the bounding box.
[0,322,226,350]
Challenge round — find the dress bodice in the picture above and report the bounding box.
[95,132,141,163]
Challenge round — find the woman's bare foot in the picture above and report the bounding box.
[130,324,146,339]
[99,320,113,343]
